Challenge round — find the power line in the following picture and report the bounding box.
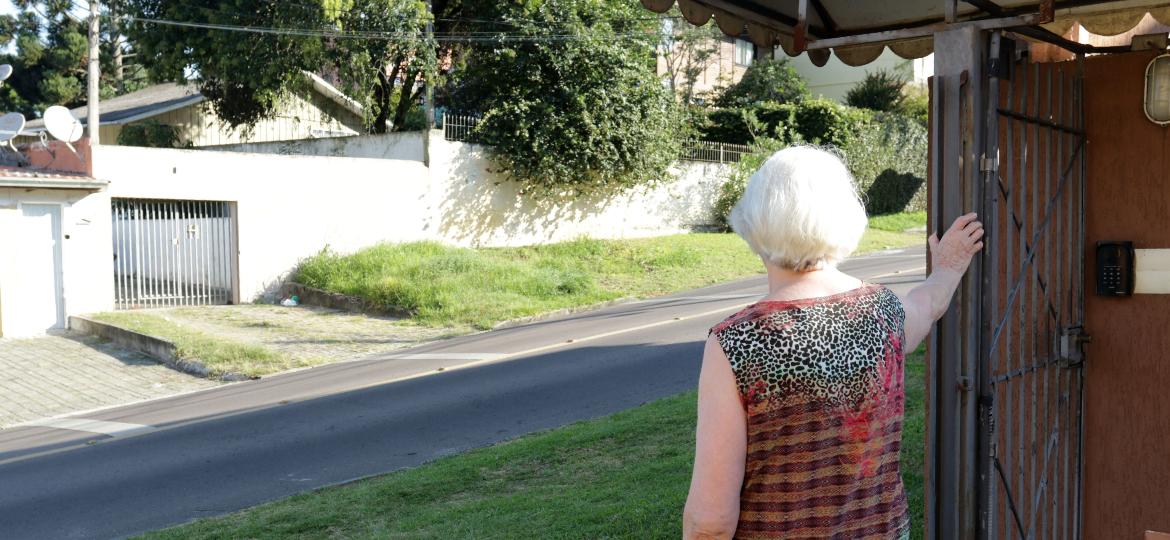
[114,14,658,44]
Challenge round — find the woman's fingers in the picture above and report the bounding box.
[950,212,978,233]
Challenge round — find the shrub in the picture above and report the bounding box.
[900,86,929,128]
[697,99,866,147]
[792,98,871,147]
[842,113,928,215]
[117,120,183,148]
[712,111,928,227]
[714,58,809,108]
[712,137,790,231]
[846,69,907,112]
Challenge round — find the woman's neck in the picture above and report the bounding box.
[763,262,862,301]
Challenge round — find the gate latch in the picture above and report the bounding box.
[1059,326,1091,367]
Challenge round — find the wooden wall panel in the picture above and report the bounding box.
[1082,50,1170,540]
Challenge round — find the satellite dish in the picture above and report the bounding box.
[0,64,12,83]
[0,112,25,157]
[44,106,84,143]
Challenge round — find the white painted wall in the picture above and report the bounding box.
[89,133,730,304]
[0,188,113,336]
[204,131,425,162]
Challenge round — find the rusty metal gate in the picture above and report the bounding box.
[977,34,1087,540]
[112,198,236,309]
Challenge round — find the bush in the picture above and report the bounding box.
[900,86,929,128]
[842,113,928,215]
[845,69,907,112]
[712,111,928,227]
[697,99,867,147]
[712,138,790,231]
[117,120,183,148]
[792,98,871,147]
[714,58,809,108]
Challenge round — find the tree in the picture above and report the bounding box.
[714,57,808,108]
[656,8,719,104]
[0,1,145,118]
[845,69,906,112]
[111,0,435,133]
[450,0,682,197]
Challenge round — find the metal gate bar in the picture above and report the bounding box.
[977,42,1086,540]
[112,198,235,309]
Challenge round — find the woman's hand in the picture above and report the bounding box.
[901,213,985,352]
[928,212,984,275]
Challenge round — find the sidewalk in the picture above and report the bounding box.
[0,332,220,429]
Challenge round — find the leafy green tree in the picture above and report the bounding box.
[0,1,145,117]
[657,8,719,104]
[845,69,906,112]
[714,57,808,108]
[451,0,682,197]
[111,0,434,133]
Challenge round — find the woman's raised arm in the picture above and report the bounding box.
[901,212,985,352]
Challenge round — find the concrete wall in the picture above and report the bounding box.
[428,136,727,247]
[204,131,425,161]
[0,187,113,336]
[89,133,729,305]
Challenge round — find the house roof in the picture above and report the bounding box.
[0,167,106,191]
[641,0,1170,66]
[23,73,364,133]
[24,83,204,132]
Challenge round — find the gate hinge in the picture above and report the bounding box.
[1059,326,1091,368]
[980,153,999,173]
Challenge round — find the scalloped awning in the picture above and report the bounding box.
[640,0,1170,67]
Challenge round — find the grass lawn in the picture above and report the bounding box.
[138,346,927,540]
[297,214,924,329]
[88,312,297,379]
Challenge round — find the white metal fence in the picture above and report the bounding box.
[112,198,236,309]
[439,112,748,164]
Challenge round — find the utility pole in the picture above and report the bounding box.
[425,0,434,130]
[423,0,434,165]
[87,0,101,145]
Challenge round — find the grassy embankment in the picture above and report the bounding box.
[94,212,925,377]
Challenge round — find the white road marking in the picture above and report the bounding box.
[26,418,156,437]
[382,353,509,361]
[869,266,927,280]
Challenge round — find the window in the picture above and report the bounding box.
[735,38,754,66]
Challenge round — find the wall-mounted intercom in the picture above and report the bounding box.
[1096,241,1135,297]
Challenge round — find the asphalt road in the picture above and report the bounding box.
[0,247,925,540]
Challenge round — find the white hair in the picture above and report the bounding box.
[729,146,867,271]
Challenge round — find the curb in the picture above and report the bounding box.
[490,297,641,330]
[68,316,252,382]
[281,282,413,318]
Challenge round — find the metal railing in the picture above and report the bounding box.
[679,139,750,164]
[440,112,746,164]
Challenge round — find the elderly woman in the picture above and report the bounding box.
[683,146,983,539]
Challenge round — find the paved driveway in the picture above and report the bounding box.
[0,332,219,429]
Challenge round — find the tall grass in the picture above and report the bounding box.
[294,232,922,330]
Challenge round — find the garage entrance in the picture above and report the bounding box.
[111,198,237,309]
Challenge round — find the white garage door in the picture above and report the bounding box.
[6,204,65,336]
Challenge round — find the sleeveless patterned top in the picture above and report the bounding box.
[709,283,910,539]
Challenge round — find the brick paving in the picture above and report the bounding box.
[0,332,220,429]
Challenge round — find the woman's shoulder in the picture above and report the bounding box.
[709,283,899,337]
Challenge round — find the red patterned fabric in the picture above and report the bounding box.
[710,284,910,539]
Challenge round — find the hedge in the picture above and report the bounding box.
[708,104,928,227]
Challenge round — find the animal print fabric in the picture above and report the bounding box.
[710,283,910,539]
